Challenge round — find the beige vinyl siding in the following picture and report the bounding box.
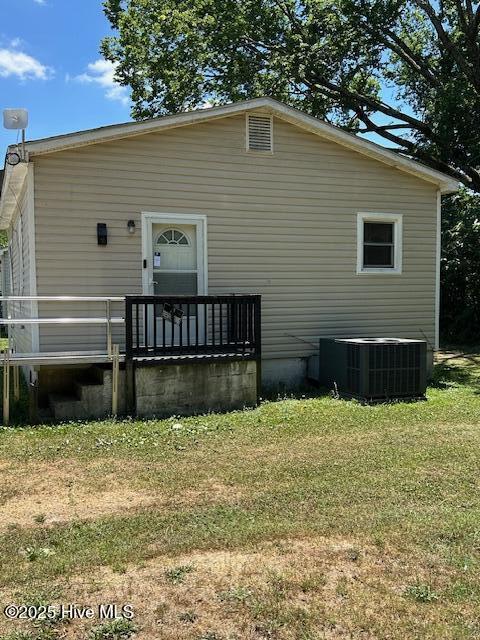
[33,114,438,357]
[8,181,34,354]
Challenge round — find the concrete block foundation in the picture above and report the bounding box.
[135,360,257,418]
[43,359,257,421]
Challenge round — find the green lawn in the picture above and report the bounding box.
[0,353,479,639]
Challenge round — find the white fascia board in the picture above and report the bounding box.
[23,98,272,156]
[0,162,28,230]
[265,101,459,194]
[20,96,458,193]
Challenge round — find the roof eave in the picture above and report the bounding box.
[265,101,459,193]
[0,162,28,230]
[21,96,458,193]
[24,97,273,157]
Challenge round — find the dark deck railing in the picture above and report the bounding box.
[125,294,261,360]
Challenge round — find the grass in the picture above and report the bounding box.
[0,352,479,638]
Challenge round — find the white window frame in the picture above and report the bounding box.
[356,212,403,275]
[245,113,274,154]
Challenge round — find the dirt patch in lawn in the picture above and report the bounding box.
[2,535,473,640]
[0,459,244,529]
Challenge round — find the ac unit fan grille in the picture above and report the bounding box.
[347,344,361,393]
[347,342,422,398]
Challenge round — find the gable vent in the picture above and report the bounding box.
[247,114,273,152]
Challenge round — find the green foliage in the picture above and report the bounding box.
[102,0,480,190]
[22,546,56,562]
[164,564,195,584]
[441,189,480,343]
[2,626,62,640]
[404,583,439,603]
[218,586,254,604]
[87,618,137,640]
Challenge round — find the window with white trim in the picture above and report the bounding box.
[356,213,403,274]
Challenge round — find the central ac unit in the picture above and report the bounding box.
[308,337,427,402]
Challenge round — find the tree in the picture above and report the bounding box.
[102,0,480,191]
[441,189,480,343]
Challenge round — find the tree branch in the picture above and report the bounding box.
[307,73,434,135]
[357,9,441,88]
[381,28,441,87]
[267,0,440,138]
[413,0,480,90]
[356,110,470,185]
[358,123,415,133]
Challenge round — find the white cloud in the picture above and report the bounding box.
[33,0,46,5]
[75,59,129,106]
[0,48,50,80]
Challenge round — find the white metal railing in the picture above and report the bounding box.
[0,296,126,425]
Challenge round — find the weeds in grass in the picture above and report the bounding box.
[197,633,222,640]
[218,585,253,605]
[87,618,136,639]
[110,562,127,574]
[178,610,198,623]
[404,583,439,603]
[345,547,361,561]
[2,626,63,640]
[164,564,194,585]
[33,514,46,524]
[15,586,63,608]
[299,573,326,592]
[2,632,35,640]
[153,602,168,622]
[335,576,349,598]
[22,546,55,562]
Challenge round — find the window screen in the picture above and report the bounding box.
[363,222,394,268]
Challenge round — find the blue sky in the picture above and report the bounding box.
[0,0,405,153]
[0,0,131,152]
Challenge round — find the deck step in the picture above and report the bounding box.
[49,393,86,421]
[74,381,104,401]
[48,366,126,421]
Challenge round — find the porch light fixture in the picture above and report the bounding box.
[127,220,136,234]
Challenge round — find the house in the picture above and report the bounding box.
[0,97,458,420]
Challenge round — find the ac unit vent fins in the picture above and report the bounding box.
[315,337,427,403]
[247,115,273,152]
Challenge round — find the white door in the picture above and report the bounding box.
[152,224,198,296]
[142,214,207,349]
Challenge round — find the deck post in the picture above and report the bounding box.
[125,360,135,415]
[106,300,112,358]
[13,364,20,402]
[28,372,39,425]
[111,344,119,417]
[253,295,262,405]
[125,296,136,415]
[3,348,10,426]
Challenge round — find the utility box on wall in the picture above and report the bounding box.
[308,337,427,403]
